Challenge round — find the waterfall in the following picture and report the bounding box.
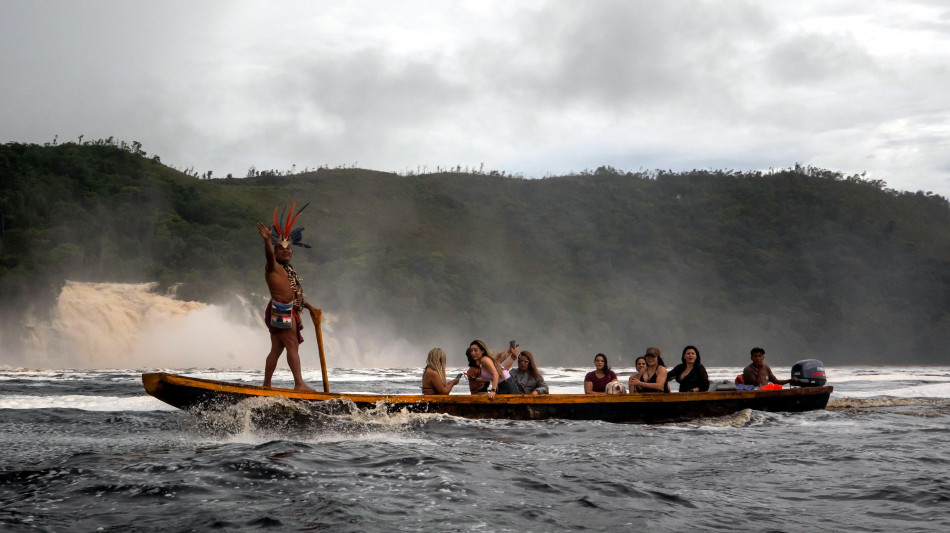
[9,281,430,370]
[25,281,267,369]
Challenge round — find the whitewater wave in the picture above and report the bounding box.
[0,394,175,411]
[828,397,950,409]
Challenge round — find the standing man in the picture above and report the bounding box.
[257,201,316,391]
[742,347,791,388]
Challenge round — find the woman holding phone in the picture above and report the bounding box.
[509,350,549,394]
[421,348,461,395]
[495,340,520,371]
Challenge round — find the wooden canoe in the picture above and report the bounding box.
[142,372,833,424]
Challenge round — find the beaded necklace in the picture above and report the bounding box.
[281,263,304,311]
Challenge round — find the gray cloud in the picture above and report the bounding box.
[513,1,772,109]
[1,1,949,196]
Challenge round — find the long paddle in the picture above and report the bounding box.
[308,308,330,392]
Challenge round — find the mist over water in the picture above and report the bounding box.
[6,280,924,373]
[11,281,433,370]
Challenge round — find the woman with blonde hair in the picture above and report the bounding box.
[421,348,461,395]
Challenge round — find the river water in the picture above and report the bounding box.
[1,365,948,532]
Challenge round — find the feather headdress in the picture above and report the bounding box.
[271,201,311,249]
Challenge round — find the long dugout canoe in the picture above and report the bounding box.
[142,372,833,424]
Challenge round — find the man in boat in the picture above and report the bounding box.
[741,347,791,388]
[257,202,317,392]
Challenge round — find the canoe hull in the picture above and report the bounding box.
[142,372,833,424]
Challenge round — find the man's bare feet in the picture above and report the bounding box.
[295,383,316,392]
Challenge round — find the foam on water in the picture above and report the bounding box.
[167,394,451,449]
[0,394,176,411]
[838,382,950,398]
[828,396,950,409]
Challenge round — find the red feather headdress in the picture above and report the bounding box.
[271,201,311,249]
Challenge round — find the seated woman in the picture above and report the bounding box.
[468,339,519,398]
[421,347,461,395]
[627,356,647,393]
[584,353,618,395]
[628,348,668,393]
[667,345,710,392]
[465,347,487,394]
[509,350,549,394]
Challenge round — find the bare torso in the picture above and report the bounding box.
[256,220,314,392]
[258,222,298,305]
[264,265,295,304]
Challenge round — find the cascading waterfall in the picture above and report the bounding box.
[11,281,432,370]
[25,281,267,369]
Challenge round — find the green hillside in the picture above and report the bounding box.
[2,141,948,366]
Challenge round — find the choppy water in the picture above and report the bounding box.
[1,366,949,532]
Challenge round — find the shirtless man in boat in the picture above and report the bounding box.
[257,216,316,392]
[742,347,791,388]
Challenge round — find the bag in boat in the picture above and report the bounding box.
[605,380,627,394]
[708,380,736,391]
[269,300,294,329]
[760,383,783,390]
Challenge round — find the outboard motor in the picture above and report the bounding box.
[791,359,827,387]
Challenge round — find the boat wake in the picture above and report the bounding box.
[692,408,755,428]
[181,395,426,439]
[827,396,950,418]
[828,397,950,409]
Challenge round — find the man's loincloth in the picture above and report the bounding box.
[264,300,305,344]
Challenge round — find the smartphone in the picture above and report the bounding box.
[455,373,464,380]
[509,340,517,349]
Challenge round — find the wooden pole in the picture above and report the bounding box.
[309,308,330,392]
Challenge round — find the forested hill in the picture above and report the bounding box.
[2,141,948,365]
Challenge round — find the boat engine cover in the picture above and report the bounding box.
[791,359,827,387]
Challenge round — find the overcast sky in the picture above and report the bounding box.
[3,1,950,197]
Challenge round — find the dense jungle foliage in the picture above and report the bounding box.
[1,141,948,365]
